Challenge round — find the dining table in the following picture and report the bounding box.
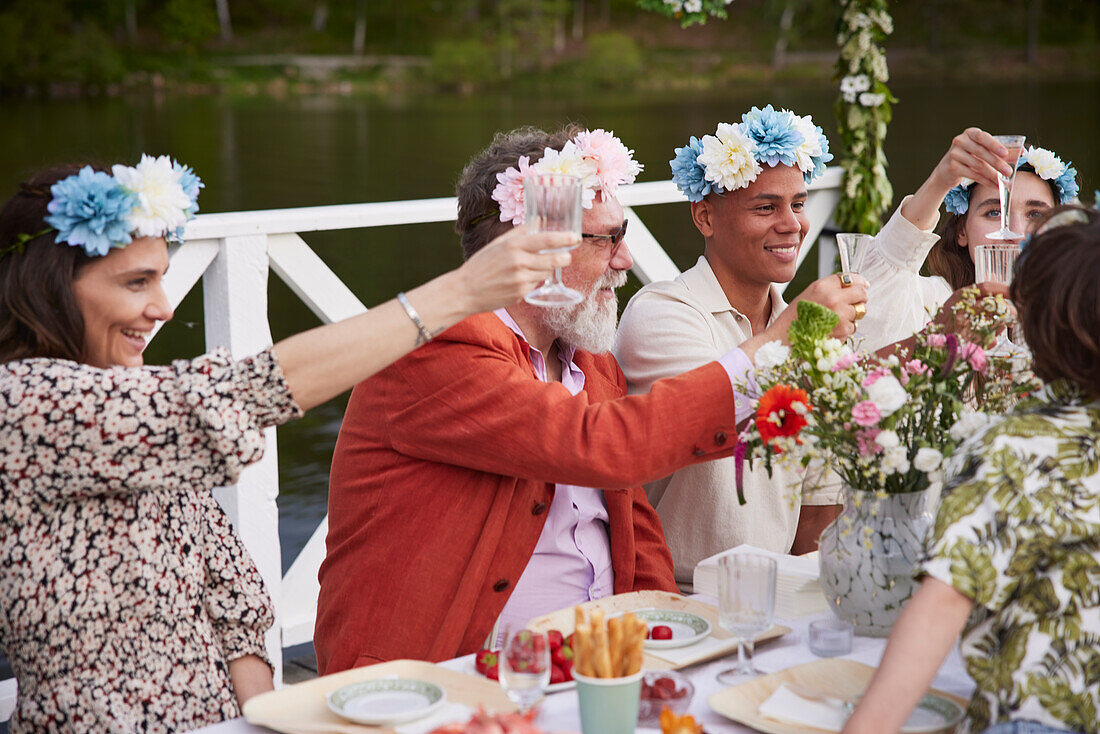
[189,594,975,734]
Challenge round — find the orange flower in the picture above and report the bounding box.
[755,384,811,449]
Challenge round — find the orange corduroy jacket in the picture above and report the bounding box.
[314,312,739,673]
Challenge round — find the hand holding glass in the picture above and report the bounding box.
[716,553,777,684]
[987,135,1026,241]
[500,628,551,712]
[836,233,873,275]
[523,174,583,306]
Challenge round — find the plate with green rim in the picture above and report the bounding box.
[630,608,712,649]
[326,678,446,726]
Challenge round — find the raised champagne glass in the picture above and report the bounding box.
[523,174,584,306]
[987,135,1026,241]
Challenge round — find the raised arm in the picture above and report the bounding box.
[274,227,573,411]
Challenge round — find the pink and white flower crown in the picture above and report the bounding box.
[490,129,643,226]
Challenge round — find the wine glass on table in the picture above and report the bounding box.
[716,553,777,685]
[987,134,1027,241]
[523,173,584,306]
[836,232,873,343]
[500,627,551,713]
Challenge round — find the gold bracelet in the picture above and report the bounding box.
[397,292,434,346]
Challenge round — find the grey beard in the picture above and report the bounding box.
[536,270,627,354]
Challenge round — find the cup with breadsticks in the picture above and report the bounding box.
[571,606,648,734]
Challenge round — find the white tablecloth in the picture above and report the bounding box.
[189,599,974,734]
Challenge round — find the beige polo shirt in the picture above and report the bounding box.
[615,256,838,590]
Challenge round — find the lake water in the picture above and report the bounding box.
[3,79,1097,571]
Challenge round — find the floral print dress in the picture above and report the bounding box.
[921,381,1100,734]
[0,348,302,733]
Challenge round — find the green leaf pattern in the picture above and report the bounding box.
[921,382,1100,732]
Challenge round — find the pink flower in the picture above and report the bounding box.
[927,333,947,347]
[960,342,988,374]
[831,353,859,371]
[862,366,891,388]
[856,427,882,456]
[905,359,930,376]
[491,156,534,226]
[851,400,882,427]
[572,129,643,196]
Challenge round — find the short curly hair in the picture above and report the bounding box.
[1010,204,1100,398]
[454,124,581,261]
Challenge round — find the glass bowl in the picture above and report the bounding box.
[637,669,694,725]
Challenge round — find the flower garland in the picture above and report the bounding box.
[833,0,896,234]
[41,155,202,258]
[944,145,1080,216]
[669,105,832,203]
[636,0,736,28]
[490,129,642,226]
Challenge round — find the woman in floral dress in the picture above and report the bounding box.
[844,205,1100,734]
[0,159,572,733]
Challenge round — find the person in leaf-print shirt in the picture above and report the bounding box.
[844,206,1100,734]
[0,162,571,733]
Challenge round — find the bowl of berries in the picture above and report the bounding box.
[637,670,694,725]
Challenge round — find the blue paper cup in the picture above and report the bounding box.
[573,668,644,734]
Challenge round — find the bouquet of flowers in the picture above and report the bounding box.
[735,288,1037,502]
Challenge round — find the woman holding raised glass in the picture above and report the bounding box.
[843,206,1100,734]
[0,158,571,733]
[858,128,1080,351]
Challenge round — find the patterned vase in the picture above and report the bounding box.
[818,486,935,637]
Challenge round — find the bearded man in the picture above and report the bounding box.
[314,125,866,671]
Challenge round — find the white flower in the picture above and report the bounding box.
[684,0,702,11]
[840,74,871,95]
[755,340,790,370]
[112,154,190,239]
[875,429,900,450]
[949,411,991,443]
[788,111,824,174]
[698,123,762,192]
[531,141,599,208]
[883,446,910,474]
[913,447,943,473]
[866,375,907,417]
[858,92,886,108]
[1020,146,1066,181]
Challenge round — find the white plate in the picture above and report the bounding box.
[465,660,576,694]
[632,608,712,649]
[899,693,965,733]
[326,678,446,726]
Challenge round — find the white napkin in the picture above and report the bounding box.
[394,702,474,734]
[757,683,848,731]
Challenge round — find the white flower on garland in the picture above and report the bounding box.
[697,123,761,193]
[840,74,871,103]
[913,447,943,473]
[1021,146,1065,180]
[112,155,191,239]
[755,341,790,370]
[866,374,907,417]
[859,92,886,108]
[533,141,599,208]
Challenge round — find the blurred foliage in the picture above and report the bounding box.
[583,32,642,87]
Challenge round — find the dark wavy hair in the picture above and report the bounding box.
[0,165,99,364]
[1009,204,1100,398]
[927,162,1071,290]
[454,124,581,260]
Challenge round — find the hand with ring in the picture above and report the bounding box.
[839,272,854,288]
[854,302,866,320]
[783,272,870,340]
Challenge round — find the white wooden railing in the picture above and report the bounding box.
[0,168,842,721]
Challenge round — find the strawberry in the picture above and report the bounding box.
[475,649,497,675]
[485,664,499,681]
[650,625,673,641]
[560,659,574,681]
[547,629,564,651]
[551,644,574,667]
[565,632,575,649]
[549,664,566,685]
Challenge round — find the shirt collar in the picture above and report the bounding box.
[681,255,788,326]
[494,308,580,370]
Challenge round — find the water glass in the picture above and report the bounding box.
[836,233,873,274]
[499,628,550,712]
[523,173,583,306]
[716,553,777,684]
[808,616,854,657]
[974,243,1021,285]
[987,134,1026,241]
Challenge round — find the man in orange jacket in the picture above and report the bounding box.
[314,125,867,672]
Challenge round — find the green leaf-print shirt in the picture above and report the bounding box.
[921,381,1100,734]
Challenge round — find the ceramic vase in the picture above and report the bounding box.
[818,486,934,637]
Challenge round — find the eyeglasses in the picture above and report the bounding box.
[581,219,628,257]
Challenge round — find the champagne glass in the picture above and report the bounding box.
[716,553,776,685]
[499,627,550,712]
[973,243,1022,285]
[987,135,1026,241]
[836,232,873,344]
[523,174,584,306]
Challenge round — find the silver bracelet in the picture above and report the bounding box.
[397,292,434,346]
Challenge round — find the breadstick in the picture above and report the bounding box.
[574,620,592,677]
[622,614,646,676]
[607,616,623,677]
[591,610,613,678]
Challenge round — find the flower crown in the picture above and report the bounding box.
[490,129,643,226]
[944,145,1079,216]
[670,105,833,203]
[41,154,203,258]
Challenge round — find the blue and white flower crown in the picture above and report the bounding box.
[669,105,833,203]
[42,154,203,258]
[944,145,1079,216]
